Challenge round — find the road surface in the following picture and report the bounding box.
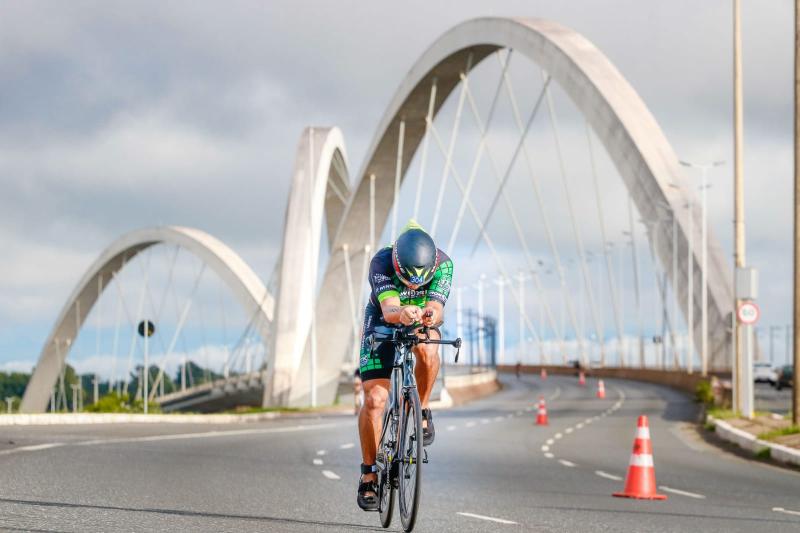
[1,374,799,532]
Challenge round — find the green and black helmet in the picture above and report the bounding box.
[392,221,439,287]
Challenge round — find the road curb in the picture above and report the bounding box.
[707,415,800,468]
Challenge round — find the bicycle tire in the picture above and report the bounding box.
[398,389,423,532]
[377,410,396,528]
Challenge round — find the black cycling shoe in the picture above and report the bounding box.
[357,464,379,511]
[422,408,435,446]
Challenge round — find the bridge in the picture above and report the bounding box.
[19,17,741,414]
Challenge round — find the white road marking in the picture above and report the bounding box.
[565,427,573,434]
[466,421,476,428]
[595,470,623,481]
[659,486,706,499]
[457,512,517,525]
[584,418,593,424]
[446,425,457,431]
[515,410,523,416]
[316,449,327,456]
[506,414,513,419]
[544,452,554,459]
[558,459,577,467]
[554,433,563,439]
[0,442,64,456]
[576,423,584,429]
[541,445,549,452]
[549,386,562,401]
[773,507,800,517]
[321,470,341,480]
[546,438,554,445]
[480,418,490,424]
[494,416,504,422]
[339,443,354,450]
[313,458,324,466]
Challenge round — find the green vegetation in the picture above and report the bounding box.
[695,380,715,406]
[757,426,800,442]
[755,447,771,460]
[84,392,160,413]
[704,421,716,432]
[707,407,737,420]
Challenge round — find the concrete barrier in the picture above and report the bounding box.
[441,370,500,407]
[708,415,800,468]
[497,365,726,395]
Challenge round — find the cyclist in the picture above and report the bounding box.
[356,220,453,511]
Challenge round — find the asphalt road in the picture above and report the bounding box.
[1,374,799,532]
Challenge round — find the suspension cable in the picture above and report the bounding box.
[413,78,438,220]
[391,119,406,240]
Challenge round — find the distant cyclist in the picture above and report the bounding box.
[356,220,453,511]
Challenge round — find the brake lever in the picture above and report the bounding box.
[454,337,461,363]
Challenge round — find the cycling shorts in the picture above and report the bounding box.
[359,303,394,381]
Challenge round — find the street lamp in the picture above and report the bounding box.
[680,159,725,377]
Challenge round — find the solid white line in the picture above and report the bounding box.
[457,512,517,525]
[322,470,341,480]
[313,458,324,466]
[773,507,800,517]
[659,486,705,499]
[558,459,576,467]
[595,470,622,481]
[316,449,327,456]
[339,443,354,450]
[0,442,64,456]
[544,452,554,459]
[446,425,457,431]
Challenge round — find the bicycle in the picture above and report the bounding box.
[367,323,461,532]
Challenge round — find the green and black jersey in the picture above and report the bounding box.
[368,245,453,309]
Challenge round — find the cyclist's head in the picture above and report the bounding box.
[392,220,438,289]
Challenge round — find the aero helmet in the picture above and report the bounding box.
[392,221,439,287]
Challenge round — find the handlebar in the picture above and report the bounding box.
[368,323,462,362]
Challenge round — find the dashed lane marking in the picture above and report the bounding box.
[595,470,623,481]
[558,459,577,467]
[457,512,518,525]
[554,433,563,440]
[494,416,504,422]
[321,470,341,480]
[313,458,324,466]
[466,421,476,428]
[773,507,800,517]
[549,386,562,401]
[544,452,554,459]
[576,423,584,429]
[480,418,490,424]
[515,410,523,416]
[659,486,706,499]
[541,445,549,452]
[565,427,573,434]
[316,450,327,456]
[339,443,354,450]
[446,425,456,431]
[546,438,554,445]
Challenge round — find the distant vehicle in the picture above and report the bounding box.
[753,362,776,385]
[775,365,794,390]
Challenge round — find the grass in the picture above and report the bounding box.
[707,408,737,420]
[755,447,772,460]
[757,426,800,441]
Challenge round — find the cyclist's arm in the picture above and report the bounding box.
[380,296,421,326]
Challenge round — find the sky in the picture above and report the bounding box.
[0,1,795,373]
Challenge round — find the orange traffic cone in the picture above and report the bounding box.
[578,371,586,386]
[597,379,606,399]
[535,396,549,425]
[613,416,667,500]
[540,368,547,380]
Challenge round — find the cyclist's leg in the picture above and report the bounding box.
[412,327,441,408]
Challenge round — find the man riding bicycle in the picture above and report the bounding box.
[357,220,453,511]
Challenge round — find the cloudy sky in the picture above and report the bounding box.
[0,1,795,372]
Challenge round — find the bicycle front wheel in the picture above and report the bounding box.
[377,409,396,528]
[398,389,423,532]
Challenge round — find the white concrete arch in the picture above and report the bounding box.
[266,127,351,405]
[291,17,733,405]
[20,226,275,413]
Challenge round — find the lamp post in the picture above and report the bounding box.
[680,160,725,377]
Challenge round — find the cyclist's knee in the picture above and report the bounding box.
[363,384,388,414]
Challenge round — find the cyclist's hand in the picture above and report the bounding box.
[399,306,422,326]
[421,308,437,327]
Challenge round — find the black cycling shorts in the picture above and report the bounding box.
[358,303,394,381]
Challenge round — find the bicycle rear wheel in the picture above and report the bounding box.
[377,410,396,528]
[398,389,423,532]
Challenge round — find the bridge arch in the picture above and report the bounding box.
[285,17,733,405]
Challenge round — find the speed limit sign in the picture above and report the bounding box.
[737,301,760,325]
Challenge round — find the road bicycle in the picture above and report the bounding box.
[368,323,461,532]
